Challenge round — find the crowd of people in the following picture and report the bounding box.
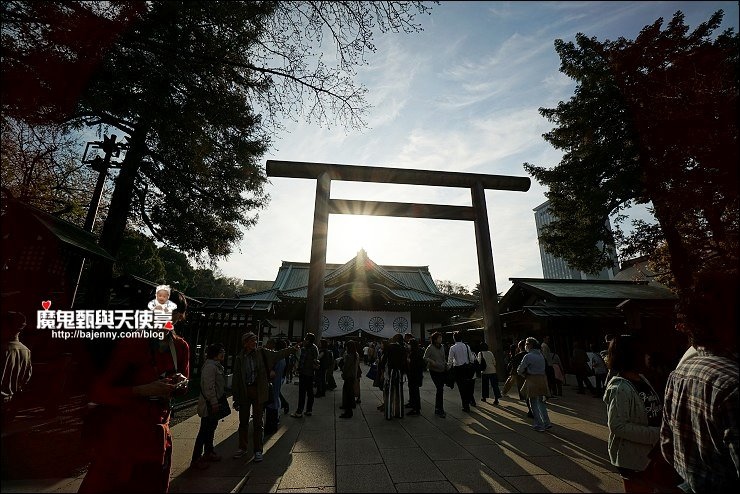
[3,271,736,494]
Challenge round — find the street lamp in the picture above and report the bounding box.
[70,134,128,307]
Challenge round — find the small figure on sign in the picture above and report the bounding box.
[148,285,178,313]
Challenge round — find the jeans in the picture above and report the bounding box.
[481,373,502,400]
[341,379,354,416]
[529,396,551,430]
[408,383,421,411]
[315,368,326,396]
[429,370,445,412]
[297,373,315,413]
[237,386,263,452]
[191,416,218,462]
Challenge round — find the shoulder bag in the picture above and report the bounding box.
[202,387,231,420]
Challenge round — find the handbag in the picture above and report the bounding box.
[366,362,378,381]
[444,369,456,388]
[215,395,231,420]
[201,389,231,420]
[466,345,482,376]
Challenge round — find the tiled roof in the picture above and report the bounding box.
[509,278,676,301]
[241,250,475,310]
[196,297,273,311]
[523,306,624,319]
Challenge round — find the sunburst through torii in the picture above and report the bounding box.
[266,160,530,376]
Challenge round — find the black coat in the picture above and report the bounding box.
[407,347,425,386]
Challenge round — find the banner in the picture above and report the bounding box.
[321,310,411,339]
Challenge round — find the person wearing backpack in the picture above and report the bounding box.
[477,341,501,405]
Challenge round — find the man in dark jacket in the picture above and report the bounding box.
[291,332,319,418]
[232,332,294,462]
[406,338,425,415]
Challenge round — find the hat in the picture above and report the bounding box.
[242,332,258,343]
[155,284,171,295]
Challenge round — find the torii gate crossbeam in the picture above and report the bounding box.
[266,160,531,377]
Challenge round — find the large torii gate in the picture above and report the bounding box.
[266,160,530,376]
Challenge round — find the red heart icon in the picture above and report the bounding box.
[163,321,174,330]
[42,300,51,310]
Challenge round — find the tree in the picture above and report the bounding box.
[524,11,738,300]
[435,279,471,296]
[0,117,99,226]
[1,1,435,307]
[112,229,165,281]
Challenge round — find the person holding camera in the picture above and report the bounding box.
[79,291,190,493]
[232,331,295,462]
[190,343,226,470]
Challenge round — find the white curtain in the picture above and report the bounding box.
[321,310,411,339]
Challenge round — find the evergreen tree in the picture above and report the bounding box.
[524,11,738,299]
[2,1,435,306]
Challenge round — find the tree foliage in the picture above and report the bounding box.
[524,10,738,296]
[112,229,246,298]
[435,279,471,296]
[1,1,435,306]
[0,117,100,226]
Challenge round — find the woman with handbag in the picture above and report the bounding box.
[517,337,552,431]
[604,335,682,493]
[191,343,227,469]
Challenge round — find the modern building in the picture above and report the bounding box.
[533,200,619,280]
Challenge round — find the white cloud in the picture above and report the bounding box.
[219,1,739,297]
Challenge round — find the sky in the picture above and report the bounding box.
[216,1,739,295]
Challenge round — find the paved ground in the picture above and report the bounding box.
[3,366,624,493]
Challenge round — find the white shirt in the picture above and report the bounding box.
[447,341,473,368]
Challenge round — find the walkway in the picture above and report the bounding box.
[3,366,623,493]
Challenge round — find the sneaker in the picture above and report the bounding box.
[253,451,263,462]
[493,399,499,405]
[534,426,546,432]
[462,407,471,413]
[407,410,420,416]
[545,424,553,430]
[233,449,247,459]
[304,411,312,416]
[470,400,477,407]
[290,411,303,418]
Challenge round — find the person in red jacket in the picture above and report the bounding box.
[79,291,190,494]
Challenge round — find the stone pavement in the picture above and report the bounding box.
[3,366,624,493]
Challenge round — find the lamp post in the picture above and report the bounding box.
[70,134,128,307]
